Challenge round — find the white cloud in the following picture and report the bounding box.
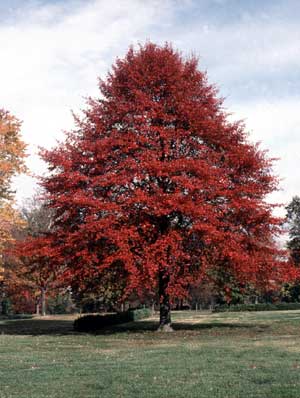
[230,99,300,214]
[0,0,175,200]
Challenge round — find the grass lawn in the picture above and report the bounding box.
[1,311,300,397]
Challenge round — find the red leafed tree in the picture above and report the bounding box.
[41,43,291,330]
[5,198,62,316]
[13,235,61,316]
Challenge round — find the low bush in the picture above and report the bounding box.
[7,314,33,320]
[74,308,152,332]
[213,302,300,312]
[128,308,152,321]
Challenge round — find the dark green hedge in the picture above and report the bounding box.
[7,314,33,320]
[213,303,300,312]
[74,308,152,332]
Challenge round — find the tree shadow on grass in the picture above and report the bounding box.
[108,320,270,334]
[0,319,75,336]
[0,317,270,336]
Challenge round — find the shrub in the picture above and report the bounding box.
[1,299,12,315]
[7,314,33,320]
[128,308,152,321]
[213,302,300,312]
[74,308,152,332]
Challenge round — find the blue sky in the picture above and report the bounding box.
[0,0,299,214]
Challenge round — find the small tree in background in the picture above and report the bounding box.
[41,43,292,330]
[6,197,61,315]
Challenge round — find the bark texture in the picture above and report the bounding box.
[158,270,173,332]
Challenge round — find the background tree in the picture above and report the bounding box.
[189,280,215,310]
[0,109,26,200]
[41,43,290,330]
[5,197,61,315]
[278,196,300,303]
[0,109,26,312]
[286,196,300,266]
[0,109,26,255]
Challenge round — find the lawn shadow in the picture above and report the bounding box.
[0,318,75,336]
[92,319,270,335]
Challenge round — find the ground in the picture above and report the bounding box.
[1,310,300,397]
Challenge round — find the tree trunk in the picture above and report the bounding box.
[35,296,40,316]
[157,270,173,332]
[151,301,155,315]
[41,288,46,316]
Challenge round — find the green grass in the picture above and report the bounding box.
[1,311,300,397]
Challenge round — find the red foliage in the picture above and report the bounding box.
[15,235,60,286]
[40,43,294,323]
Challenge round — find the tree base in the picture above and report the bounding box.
[157,323,174,332]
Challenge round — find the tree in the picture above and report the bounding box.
[6,197,60,316]
[279,196,300,303]
[41,43,289,330]
[0,109,26,253]
[14,235,59,316]
[0,109,26,200]
[286,196,300,266]
[0,109,26,310]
